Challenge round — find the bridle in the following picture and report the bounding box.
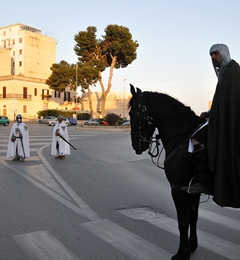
[131,93,177,147]
[130,94,155,144]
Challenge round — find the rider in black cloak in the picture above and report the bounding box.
[182,43,240,208]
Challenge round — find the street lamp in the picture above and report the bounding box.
[123,79,127,119]
[75,64,78,115]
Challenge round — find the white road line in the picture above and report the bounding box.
[0,145,48,154]
[81,219,172,260]
[199,208,240,231]
[13,231,80,260]
[0,157,96,218]
[0,155,40,161]
[147,214,240,260]
[38,145,100,221]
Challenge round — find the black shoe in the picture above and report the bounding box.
[181,182,211,194]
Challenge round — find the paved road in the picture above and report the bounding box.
[0,123,239,260]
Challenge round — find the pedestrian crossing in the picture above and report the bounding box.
[0,135,240,259]
[11,207,240,260]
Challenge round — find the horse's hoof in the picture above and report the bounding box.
[190,237,198,252]
[171,252,191,260]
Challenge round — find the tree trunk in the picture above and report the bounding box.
[100,56,117,118]
[87,87,93,117]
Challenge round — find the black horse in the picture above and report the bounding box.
[128,85,203,260]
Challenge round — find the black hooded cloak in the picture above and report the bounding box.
[208,59,240,208]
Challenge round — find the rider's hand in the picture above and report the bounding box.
[200,111,209,120]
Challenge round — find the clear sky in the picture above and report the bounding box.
[2,0,240,114]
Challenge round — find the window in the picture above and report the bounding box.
[3,87,6,98]
[19,61,22,66]
[23,105,27,113]
[19,49,22,55]
[3,41,6,48]
[3,31,6,36]
[64,92,70,102]
[23,87,27,99]
[19,38,22,43]
[55,90,60,98]
[12,39,15,45]
[11,58,15,75]
[34,88,37,96]
[13,51,15,56]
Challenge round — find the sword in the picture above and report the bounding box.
[19,129,26,158]
[60,135,77,150]
[20,137,26,157]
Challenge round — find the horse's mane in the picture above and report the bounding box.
[129,91,198,121]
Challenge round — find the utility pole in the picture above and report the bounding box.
[75,64,78,114]
[123,78,127,119]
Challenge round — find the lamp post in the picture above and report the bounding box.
[75,64,78,115]
[123,78,127,119]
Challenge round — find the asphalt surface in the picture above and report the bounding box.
[0,122,239,260]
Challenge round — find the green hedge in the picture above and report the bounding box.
[37,110,90,120]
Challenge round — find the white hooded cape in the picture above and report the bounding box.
[51,121,70,156]
[6,122,30,158]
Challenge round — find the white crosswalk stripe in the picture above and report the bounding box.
[81,219,172,260]
[13,231,80,260]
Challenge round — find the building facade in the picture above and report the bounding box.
[0,23,60,120]
[0,23,129,120]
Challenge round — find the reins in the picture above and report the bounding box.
[148,123,200,169]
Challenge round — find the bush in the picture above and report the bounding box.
[105,113,122,125]
[37,110,90,120]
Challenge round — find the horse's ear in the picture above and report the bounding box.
[130,84,136,96]
[130,84,142,96]
[136,88,142,94]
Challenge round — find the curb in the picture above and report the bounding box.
[76,125,130,132]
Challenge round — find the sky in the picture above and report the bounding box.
[2,0,240,114]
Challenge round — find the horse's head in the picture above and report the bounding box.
[128,84,156,154]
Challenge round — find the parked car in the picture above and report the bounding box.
[67,117,77,125]
[38,116,56,124]
[84,119,100,125]
[47,118,70,126]
[0,116,10,126]
[122,120,130,126]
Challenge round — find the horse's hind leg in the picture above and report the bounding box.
[189,195,200,252]
[171,185,191,260]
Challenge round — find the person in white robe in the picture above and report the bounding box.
[6,114,30,162]
[51,115,70,160]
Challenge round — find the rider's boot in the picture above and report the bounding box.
[12,154,20,161]
[181,143,213,194]
[20,156,25,162]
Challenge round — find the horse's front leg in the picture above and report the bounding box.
[189,194,200,252]
[171,185,192,260]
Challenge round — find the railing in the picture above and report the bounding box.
[0,94,32,99]
[41,95,52,100]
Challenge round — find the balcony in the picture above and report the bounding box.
[0,94,32,100]
[41,95,52,100]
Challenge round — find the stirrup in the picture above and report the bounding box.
[182,178,194,193]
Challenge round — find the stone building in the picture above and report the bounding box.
[0,23,58,120]
[0,23,128,120]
